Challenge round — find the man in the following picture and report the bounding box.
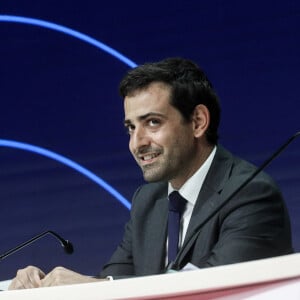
[9,57,293,289]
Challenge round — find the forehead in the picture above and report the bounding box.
[124,82,172,117]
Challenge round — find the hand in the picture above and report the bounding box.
[8,265,45,290]
[40,266,103,287]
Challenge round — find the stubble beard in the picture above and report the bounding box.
[141,162,165,182]
[140,156,176,183]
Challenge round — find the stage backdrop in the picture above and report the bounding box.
[0,0,299,280]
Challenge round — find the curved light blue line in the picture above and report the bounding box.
[0,140,131,210]
[0,15,136,210]
[0,15,137,68]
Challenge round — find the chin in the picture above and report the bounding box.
[143,171,167,183]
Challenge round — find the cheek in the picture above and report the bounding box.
[172,129,194,151]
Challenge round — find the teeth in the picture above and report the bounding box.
[143,154,157,160]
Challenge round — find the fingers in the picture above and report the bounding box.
[41,266,70,287]
[8,266,45,290]
[41,267,99,287]
[8,266,101,290]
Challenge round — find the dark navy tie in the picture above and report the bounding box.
[168,191,187,263]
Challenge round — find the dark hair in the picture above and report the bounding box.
[119,57,221,145]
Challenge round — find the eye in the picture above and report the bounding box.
[148,118,161,127]
[125,124,135,135]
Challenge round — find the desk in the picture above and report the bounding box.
[1,253,300,299]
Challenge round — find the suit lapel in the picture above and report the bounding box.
[178,146,234,263]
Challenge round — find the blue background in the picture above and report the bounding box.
[0,1,299,280]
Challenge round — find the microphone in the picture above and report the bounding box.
[170,131,300,270]
[0,230,74,261]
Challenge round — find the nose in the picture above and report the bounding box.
[129,125,150,152]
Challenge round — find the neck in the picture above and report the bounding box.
[170,143,215,190]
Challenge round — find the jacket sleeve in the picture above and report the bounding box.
[99,187,144,278]
[100,217,135,277]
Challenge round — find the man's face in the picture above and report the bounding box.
[124,82,199,188]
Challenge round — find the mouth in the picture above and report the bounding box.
[138,152,160,165]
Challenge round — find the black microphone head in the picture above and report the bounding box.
[63,240,74,254]
[0,230,74,261]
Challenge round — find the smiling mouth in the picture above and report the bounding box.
[139,153,160,163]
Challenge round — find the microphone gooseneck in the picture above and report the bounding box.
[47,230,74,254]
[0,230,74,261]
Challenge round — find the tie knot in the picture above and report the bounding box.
[168,191,186,213]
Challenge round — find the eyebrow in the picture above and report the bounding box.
[124,112,166,126]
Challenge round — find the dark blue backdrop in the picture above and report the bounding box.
[0,1,299,280]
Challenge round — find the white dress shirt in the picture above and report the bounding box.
[168,146,216,248]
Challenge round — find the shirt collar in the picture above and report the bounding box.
[168,146,217,205]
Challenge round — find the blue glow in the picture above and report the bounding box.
[0,15,137,68]
[0,139,131,210]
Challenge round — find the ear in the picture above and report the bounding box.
[192,104,210,138]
